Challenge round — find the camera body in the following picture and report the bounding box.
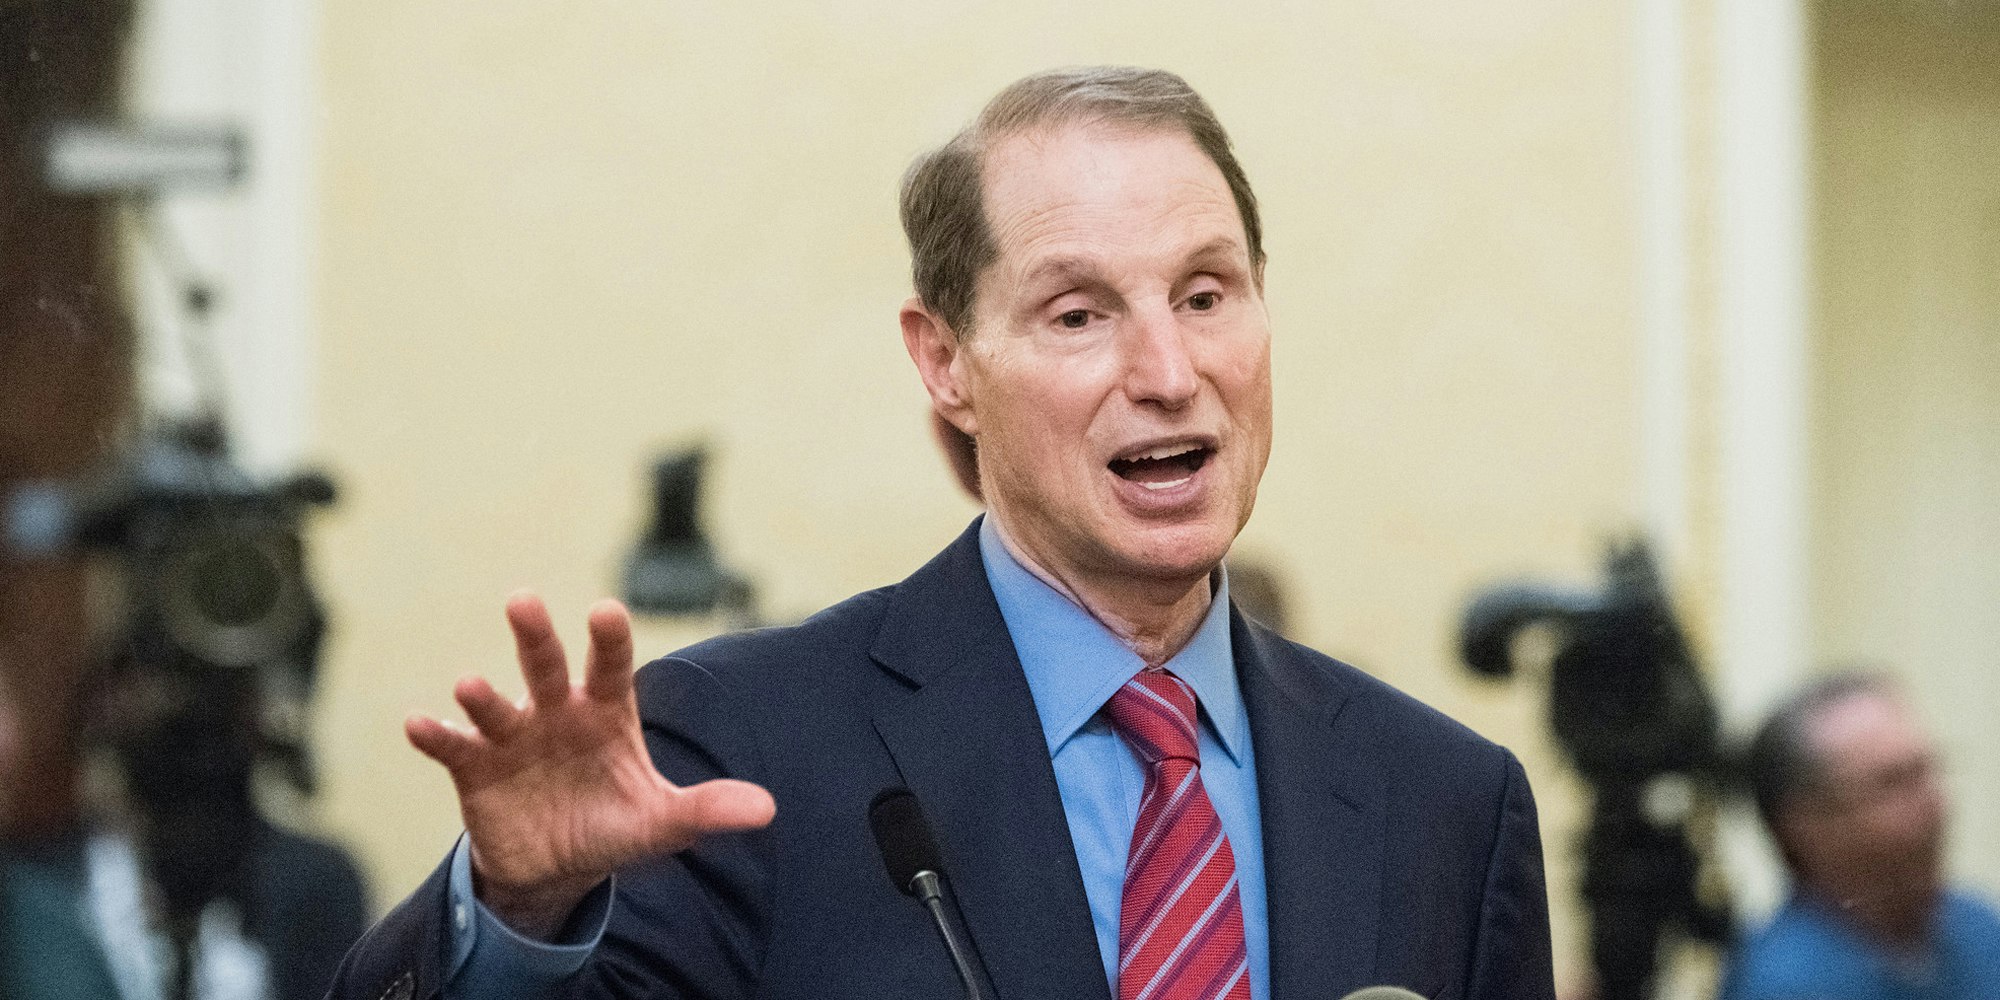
[6,419,334,920]
[1460,539,1730,1000]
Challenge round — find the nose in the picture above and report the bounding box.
[1121,305,1198,410]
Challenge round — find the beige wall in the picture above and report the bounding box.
[1810,0,2000,899]
[309,3,1655,992]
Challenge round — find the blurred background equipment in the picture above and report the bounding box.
[37,119,245,195]
[1460,539,1733,1000]
[8,417,338,791]
[1,3,364,995]
[622,444,760,627]
[3,420,366,1000]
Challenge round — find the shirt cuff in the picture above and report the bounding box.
[443,833,611,994]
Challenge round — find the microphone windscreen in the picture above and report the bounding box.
[869,787,945,895]
[1337,989,1427,1000]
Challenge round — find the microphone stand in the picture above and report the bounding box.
[908,870,989,1000]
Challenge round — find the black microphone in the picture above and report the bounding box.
[1337,988,1427,1000]
[869,788,991,1000]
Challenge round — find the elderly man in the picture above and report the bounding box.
[1721,674,2000,999]
[330,66,1553,1000]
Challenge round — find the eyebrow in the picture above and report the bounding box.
[1018,256,1100,293]
[1017,237,1251,293]
[1182,236,1249,270]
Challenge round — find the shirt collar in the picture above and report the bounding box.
[977,515,1247,765]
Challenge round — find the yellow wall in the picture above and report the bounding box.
[1810,0,2000,899]
[310,3,1650,990]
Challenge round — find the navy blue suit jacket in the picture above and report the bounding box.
[328,522,1553,1000]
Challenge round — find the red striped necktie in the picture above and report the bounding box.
[1103,668,1253,1000]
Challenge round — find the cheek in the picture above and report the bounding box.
[1230,364,1275,451]
[1208,332,1272,407]
[973,363,1116,448]
[973,394,1098,484]
[1895,793,1948,840]
[1852,803,1927,853]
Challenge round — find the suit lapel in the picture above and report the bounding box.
[870,522,1112,1000]
[1237,610,1386,998]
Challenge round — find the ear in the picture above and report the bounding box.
[901,297,978,436]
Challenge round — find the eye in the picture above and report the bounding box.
[1058,309,1091,329]
[1187,291,1220,311]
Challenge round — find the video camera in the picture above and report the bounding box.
[4,417,335,927]
[1459,538,1731,1000]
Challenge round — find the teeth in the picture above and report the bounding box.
[1125,443,1201,462]
[1139,477,1192,491]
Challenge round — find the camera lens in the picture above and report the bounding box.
[183,535,283,627]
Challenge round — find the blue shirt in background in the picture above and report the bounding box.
[443,515,1268,1000]
[1719,889,2000,1000]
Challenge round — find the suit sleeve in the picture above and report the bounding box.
[1464,750,1555,1000]
[572,657,775,998]
[321,655,775,1000]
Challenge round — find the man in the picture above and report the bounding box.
[329,66,1553,1000]
[1722,673,2000,999]
[0,642,369,1000]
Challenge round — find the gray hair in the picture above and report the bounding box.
[899,66,1266,338]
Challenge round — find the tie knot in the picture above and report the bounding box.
[1103,669,1201,766]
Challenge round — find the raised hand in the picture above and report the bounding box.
[405,593,776,939]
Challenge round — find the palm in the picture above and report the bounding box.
[405,595,774,934]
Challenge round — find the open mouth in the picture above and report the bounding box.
[1108,443,1212,491]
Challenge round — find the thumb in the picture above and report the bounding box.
[674,778,777,836]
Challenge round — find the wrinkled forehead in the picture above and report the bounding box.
[975,123,1248,278]
[981,120,1229,217]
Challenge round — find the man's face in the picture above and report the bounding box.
[924,123,1272,592]
[1790,692,1948,903]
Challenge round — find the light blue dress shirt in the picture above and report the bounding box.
[443,516,1269,1000]
[443,837,605,996]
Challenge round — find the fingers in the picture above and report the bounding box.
[674,778,778,837]
[454,674,521,741]
[506,591,572,706]
[405,712,477,771]
[582,599,635,702]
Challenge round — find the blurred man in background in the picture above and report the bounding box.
[1722,673,2000,999]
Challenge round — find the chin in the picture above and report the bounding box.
[1106,521,1239,581]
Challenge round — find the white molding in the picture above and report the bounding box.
[125,0,319,476]
[1714,0,1810,732]
[1638,0,1692,572]
[1713,0,1811,920]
